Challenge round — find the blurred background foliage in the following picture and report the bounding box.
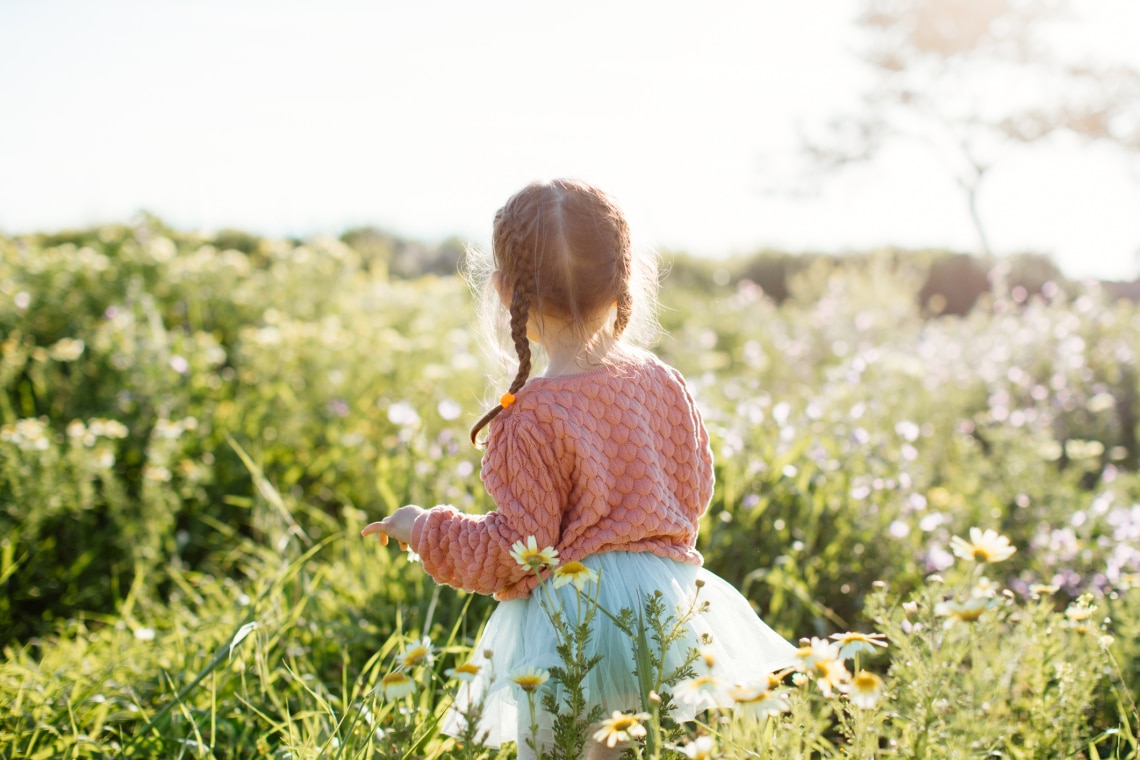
[3,216,1138,640]
[1,217,1138,754]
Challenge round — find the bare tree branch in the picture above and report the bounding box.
[795,0,1140,255]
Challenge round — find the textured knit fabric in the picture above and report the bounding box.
[408,350,714,601]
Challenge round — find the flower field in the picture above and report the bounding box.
[1,219,1138,758]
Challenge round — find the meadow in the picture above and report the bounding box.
[1,218,1138,758]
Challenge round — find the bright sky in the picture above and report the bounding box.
[1,0,1138,280]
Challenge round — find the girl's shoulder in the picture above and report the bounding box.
[502,349,688,419]
[518,347,675,393]
[484,350,697,448]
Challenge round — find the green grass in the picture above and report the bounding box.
[1,222,1138,757]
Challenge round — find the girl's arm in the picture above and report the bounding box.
[406,414,570,596]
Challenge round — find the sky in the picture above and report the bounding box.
[1,0,1138,281]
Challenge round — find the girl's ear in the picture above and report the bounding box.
[491,271,511,307]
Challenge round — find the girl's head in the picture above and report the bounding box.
[469,178,659,444]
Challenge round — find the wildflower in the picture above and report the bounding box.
[445,662,481,682]
[509,667,550,694]
[153,419,183,439]
[1029,583,1059,599]
[950,528,1017,564]
[387,401,421,428]
[1064,597,1096,623]
[728,681,791,718]
[829,631,888,660]
[1065,440,1104,460]
[1065,596,1097,633]
[971,577,1000,598]
[794,638,850,697]
[48,338,85,362]
[848,671,885,709]
[89,419,129,439]
[674,735,715,759]
[675,673,731,711]
[377,671,416,700]
[509,536,559,570]
[552,560,598,590]
[593,711,649,748]
[1,418,50,451]
[143,464,172,482]
[397,638,433,669]
[810,657,849,697]
[765,669,790,690]
[438,399,462,420]
[697,645,717,671]
[935,596,995,625]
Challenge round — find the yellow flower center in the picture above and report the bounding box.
[403,647,427,665]
[735,689,769,704]
[512,672,547,692]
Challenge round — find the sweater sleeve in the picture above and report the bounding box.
[408,412,569,596]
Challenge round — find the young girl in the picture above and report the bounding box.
[363,179,795,759]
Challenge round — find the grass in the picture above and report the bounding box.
[1,222,1138,757]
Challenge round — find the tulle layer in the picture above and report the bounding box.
[441,551,796,748]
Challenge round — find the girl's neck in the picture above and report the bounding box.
[540,327,619,378]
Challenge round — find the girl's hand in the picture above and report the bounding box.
[362,504,425,550]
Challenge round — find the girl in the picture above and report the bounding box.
[363,179,794,759]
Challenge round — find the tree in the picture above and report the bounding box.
[802,0,1140,255]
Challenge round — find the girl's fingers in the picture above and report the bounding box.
[361,521,410,551]
[361,523,390,545]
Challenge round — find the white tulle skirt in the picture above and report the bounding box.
[441,551,797,749]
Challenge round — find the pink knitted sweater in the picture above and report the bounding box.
[409,351,714,601]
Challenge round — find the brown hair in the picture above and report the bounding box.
[469,179,635,445]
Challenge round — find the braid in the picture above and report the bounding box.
[614,281,633,337]
[469,221,537,446]
[506,240,535,396]
[469,178,648,445]
[608,202,633,338]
